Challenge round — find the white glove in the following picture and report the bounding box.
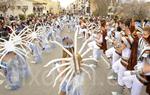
[124,71,132,76]
[134,64,144,74]
[134,64,143,71]
[135,68,143,74]
[105,36,113,43]
[105,36,109,40]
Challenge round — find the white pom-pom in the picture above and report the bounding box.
[31,32,37,39]
[13,35,22,45]
[4,41,15,52]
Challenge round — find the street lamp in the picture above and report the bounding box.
[73,4,75,14]
[22,6,28,16]
[85,0,91,16]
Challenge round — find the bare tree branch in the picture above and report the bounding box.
[0,0,17,15]
[92,0,111,16]
[117,0,149,19]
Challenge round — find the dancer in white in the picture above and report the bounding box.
[122,26,150,95]
[44,26,97,95]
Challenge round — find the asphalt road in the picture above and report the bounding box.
[0,27,146,95]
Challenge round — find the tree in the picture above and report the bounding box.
[92,0,111,16]
[0,0,17,16]
[22,6,28,16]
[116,0,149,20]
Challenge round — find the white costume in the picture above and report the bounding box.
[88,40,100,61]
[29,41,42,64]
[112,37,131,86]
[122,38,150,95]
[105,29,122,64]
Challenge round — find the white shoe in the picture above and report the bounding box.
[107,75,117,80]
[112,92,119,95]
[112,92,122,95]
[30,61,36,64]
[0,80,4,85]
[5,85,12,90]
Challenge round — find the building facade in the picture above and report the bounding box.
[0,0,60,17]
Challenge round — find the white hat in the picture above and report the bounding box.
[121,31,125,36]
[110,27,115,32]
[121,37,131,48]
[138,46,150,59]
[145,21,150,27]
[135,25,143,33]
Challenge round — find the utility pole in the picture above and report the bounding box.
[86,0,91,16]
[89,0,91,15]
[76,0,79,14]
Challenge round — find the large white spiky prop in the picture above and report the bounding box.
[44,28,97,94]
[0,26,33,68]
[8,26,33,50]
[26,22,52,44]
[25,23,43,42]
[0,71,5,85]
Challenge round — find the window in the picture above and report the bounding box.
[17,6,21,9]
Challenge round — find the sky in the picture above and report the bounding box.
[51,0,76,8]
[145,0,150,1]
[52,0,150,8]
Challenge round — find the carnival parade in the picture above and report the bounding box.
[0,0,150,95]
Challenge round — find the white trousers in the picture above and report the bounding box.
[93,48,101,60]
[122,75,143,95]
[105,47,121,64]
[88,41,101,60]
[112,58,126,86]
[105,47,114,58]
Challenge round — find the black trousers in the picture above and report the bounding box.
[146,83,150,95]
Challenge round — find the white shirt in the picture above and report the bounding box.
[122,48,131,60]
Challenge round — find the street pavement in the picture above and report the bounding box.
[0,27,146,95]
